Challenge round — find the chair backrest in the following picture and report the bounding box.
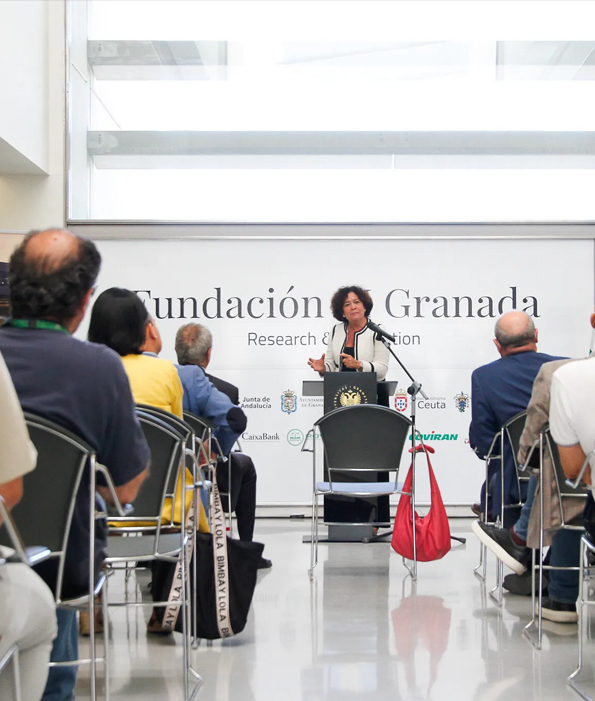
[183,411,213,439]
[315,404,412,475]
[543,427,588,520]
[0,496,32,565]
[0,413,93,599]
[503,411,528,476]
[126,411,185,525]
[136,404,193,445]
[183,411,220,456]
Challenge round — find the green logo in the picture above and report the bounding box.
[287,429,304,446]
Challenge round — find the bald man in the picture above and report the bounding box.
[469,311,565,527]
[0,229,150,701]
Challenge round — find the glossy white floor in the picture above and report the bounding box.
[77,519,595,701]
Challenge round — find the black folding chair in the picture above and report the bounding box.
[0,494,51,701]
[104,410,202,700]
[563,449,595,697]
[473,411,529,604]
[522,427,587,649]
[304,404,412,578]
[183,411,235,535]
[0,413,107,700]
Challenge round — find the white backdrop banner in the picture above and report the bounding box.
[86,238,594,506]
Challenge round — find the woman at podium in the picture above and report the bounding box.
[308,285,389,380]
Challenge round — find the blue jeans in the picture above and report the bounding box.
[512,474,537,542]
[42,609,78,701]
[512,475,581,602]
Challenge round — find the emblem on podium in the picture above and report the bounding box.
[333,385,368,409]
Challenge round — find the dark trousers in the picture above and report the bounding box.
[548,528,582,603]
[216,453,257,542]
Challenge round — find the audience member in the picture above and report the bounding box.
[0,229,150,700]
[87,287,183,416]
[175,322,271,568]
[469,311,564,526]
[87,287,207,526]
[473,350,592,621]
[88,288,215,634]
[550,354,595,488]
[0,351,57,701]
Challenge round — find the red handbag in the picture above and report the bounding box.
[391,444,451,562]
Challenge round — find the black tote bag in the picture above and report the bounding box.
[152,460,263,639]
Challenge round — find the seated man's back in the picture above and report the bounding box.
[1,228,150,701]
[469,311,565,522]
[0,320,150,596]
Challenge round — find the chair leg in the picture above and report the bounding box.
[192,488,199,650]
[4,646,22,701]
[309,494,318,578]
[523,548,543,649]
[474,459,491,581]
[402,455,417,581]
[102,576,110,701]
[568,537,591,698]
[489,559,504,606]
[181,543,189,701]
[474,539,488,581]
[88,598,97,701]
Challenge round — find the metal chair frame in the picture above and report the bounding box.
[522,427,587,649]
[568,532,595,700]
[103,410,202,700]
[564,448,595,698]
[183,411,234,536]
[474,411,529,605]
[135,405,213,652]
[0,413,109,700]
[303,404,414,579]
[0,644,20,701]
[0,494,51,701]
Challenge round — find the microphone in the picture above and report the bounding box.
[367,319,395,343]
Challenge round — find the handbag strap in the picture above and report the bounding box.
[161,469,197,632]
[414,443,443,501]
[210,459,235,638]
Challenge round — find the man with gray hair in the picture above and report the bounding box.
[175,323,271,568]
[469,311,565,526]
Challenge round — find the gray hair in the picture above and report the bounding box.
[494,313,536,349]
[175,323,212,365]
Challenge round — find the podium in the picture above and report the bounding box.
[302,373,397,541]
[303,376,397,411]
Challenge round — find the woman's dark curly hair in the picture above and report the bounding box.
[330,286,373,322]
[8,231,101,326]
[88,287,149,356]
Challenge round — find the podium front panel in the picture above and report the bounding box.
[321,372,389,527]
[323,372,377,414]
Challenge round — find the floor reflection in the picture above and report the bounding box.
[74,521,590,701]
[391,592,452,697]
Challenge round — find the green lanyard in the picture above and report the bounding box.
[2,319,70,335]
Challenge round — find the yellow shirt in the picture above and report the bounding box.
[121,354,183,418]
[118,353,209,533]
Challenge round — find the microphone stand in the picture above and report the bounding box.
[363,337,465,571]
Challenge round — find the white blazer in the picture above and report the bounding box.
[324,322,389,380]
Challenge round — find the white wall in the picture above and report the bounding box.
[0,0,48,172]
[87,236,595,508]
[0,0,65,231]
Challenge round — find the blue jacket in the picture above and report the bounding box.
[176,364,247,455]
[469,350,566,509]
